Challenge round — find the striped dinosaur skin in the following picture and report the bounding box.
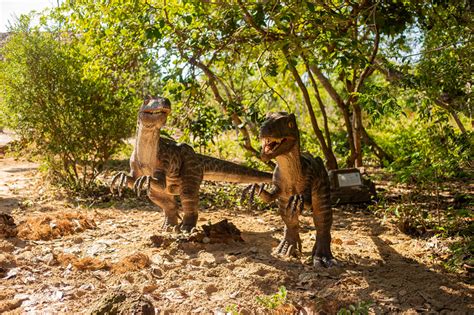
[111,97,273,232]
[251,112,336,267]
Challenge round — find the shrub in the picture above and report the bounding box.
[373,114,471,185]
[0,16,138,191]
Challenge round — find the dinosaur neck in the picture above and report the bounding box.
[275,144,304,191]
[135,124,160,173]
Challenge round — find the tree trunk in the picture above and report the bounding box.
[434,99,467,134]
[187,56,275,167]
[283,49,338,169]
[361,126,393,165]
[351,101,363,167]
[309,64,357,167]
[303,59,337,169]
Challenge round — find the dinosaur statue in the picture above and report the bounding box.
[244,112,336,267]
[111,97,273,232]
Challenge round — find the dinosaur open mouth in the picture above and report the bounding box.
[263,137,287,154]
[142,108,170,115]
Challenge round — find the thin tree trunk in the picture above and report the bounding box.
[434,99,467,134]
[309,64,357,166]
[303,59,338,169]
[361,126,393,165]
[186,56,275,167]
[283,49,338,169]
[352,101,363,167]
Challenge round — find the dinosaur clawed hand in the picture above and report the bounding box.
[286,194,304,217]
[133,175,151,197]
[240,184,265,206]
[110,172,129,197]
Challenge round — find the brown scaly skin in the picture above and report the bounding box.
[111,97,273,232]
[249,112,336,267]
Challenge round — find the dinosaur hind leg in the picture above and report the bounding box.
[179,179,201,233]
[275,198,302,257]
[148,188,179,231]
[311,185,337,268]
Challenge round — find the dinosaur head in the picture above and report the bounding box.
[138,96,171,129]
[260,112,299,161]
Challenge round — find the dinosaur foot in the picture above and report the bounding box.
[240,184,265,206]
[312,255,338,268]
[161,215,179,232]
[180,213,198,233]
[275,234,302,257]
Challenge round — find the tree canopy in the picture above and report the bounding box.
[0,0,471,185]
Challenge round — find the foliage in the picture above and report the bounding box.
[0,16,139,191]
[372,114,471,185]
[224,303,240,315]
[414,0,472,117]
[337,301,373,315]
[255,286,287,310]
[443,237,474,274]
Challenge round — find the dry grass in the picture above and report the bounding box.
[56,253,109,271]
[55,252,151,273]
[111,253,151,274]
[17,211,96,240]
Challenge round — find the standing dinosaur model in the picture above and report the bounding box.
[111,97,273,232]
[246,112,336,267]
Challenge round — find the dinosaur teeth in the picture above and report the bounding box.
[263,138,284,153]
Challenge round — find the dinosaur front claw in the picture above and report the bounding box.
[240,183,264,206]
[133,175,151,197]
[286,194,304,216]
[110,172,129,197]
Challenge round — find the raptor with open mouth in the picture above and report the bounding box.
[262,137,288,154]
[142,107,170,115]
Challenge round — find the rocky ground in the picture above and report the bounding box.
[0,136,472,314]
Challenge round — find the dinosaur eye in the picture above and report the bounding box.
[288,122,294,128]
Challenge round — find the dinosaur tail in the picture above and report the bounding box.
[198,154,273,183]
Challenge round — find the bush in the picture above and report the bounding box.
[0,17,138,191]
[373,114,471,185]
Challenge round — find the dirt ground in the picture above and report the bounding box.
[0,137,472,313]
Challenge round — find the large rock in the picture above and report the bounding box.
[90,290,154,315]
[0,213,17,238]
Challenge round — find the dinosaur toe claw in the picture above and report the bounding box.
[313,255,338,268]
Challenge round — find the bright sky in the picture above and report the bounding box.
[0,0,55,32]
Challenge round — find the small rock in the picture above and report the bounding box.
[204,284,218,295]
[142,284,159,294]
[151,267,163,278]
[202,237,210,244]
[74,290,87,298]
[73,237,84,244]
